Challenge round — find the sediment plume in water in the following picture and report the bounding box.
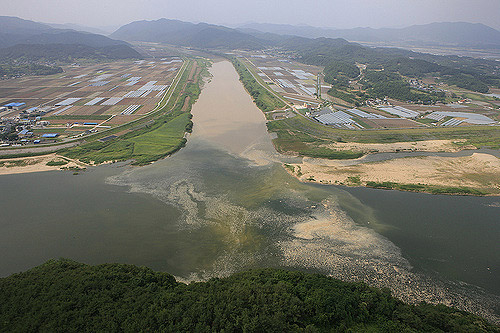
[108,155,499,324]
[107,60,498,323]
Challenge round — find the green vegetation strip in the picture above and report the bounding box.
[46,160,69,166]
[0,259,496,332]
[231,57,286,112]
[365,181,487,196]
[59,58,205,165]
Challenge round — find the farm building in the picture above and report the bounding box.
[425,111,497,125]
[18,129,33,137]
[41,133,59,138]
[378,106,420,118]
[4,102,26,110]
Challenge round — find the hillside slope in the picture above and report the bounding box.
[0,16,142,62]
[0,16,129,49]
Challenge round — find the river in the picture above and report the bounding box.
[0,61,498,320]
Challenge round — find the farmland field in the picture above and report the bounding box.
[0,58,183,140]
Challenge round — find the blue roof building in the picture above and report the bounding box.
[4,102,26,109]
[41,133,59,138]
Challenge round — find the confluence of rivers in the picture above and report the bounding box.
[0,61,498,321]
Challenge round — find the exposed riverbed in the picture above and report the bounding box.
[0,61,498,322]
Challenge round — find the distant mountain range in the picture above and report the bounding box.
[238,22,500,49]
[109,18,500,52]
[46,23,110,36]
[110,18,268,50]
[0,16,141,61]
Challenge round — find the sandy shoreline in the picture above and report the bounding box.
[323,139,475,154]
[0,154,86,176]
[285,152,500,195]
[2,137,499,196]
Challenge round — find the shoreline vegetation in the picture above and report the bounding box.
[230,57,500,196]
[1,259,498,331]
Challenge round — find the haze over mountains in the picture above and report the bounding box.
[2,15,500,64]
[238,22,500,49]
[4,15,500,53]
[110,18,267,50]
[110,18,500,51]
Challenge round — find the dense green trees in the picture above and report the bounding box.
[0,44,142,62]
[443,73,490,94]
[0,259,497,332]
[284,38,497,99]
[383,58,443,77]
[363,71,445,104]
[324,61,360,89]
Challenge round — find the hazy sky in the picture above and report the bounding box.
[3,0,500,30]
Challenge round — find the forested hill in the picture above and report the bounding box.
[281,37,500,94]
[111,18,267,50]
[0,260,497,332]
[0,16,129,49]
[0,16,142,63]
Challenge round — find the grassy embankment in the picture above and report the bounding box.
[60,58,208,165]
[1,259,498,332]
[230,57,286,112]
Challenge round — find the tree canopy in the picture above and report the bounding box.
[0,259,497,332]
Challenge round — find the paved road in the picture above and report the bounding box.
[0,141,80,156]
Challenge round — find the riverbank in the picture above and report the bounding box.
[0,154,86,175]
[323,139,475,154]
[284,152,500,195]
[228,57,500,196]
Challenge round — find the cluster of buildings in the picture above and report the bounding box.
[0,101,58,146]
[305,101,498,129]
[408,79,444,94]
